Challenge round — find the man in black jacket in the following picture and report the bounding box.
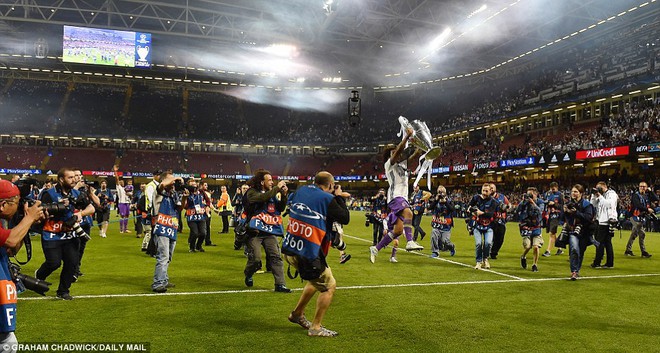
[625,182,656,258]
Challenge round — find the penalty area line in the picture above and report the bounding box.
[18,273,660,301]
[342,233,525,281]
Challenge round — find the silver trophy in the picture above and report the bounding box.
[398,116,442,189]
[398,116,442,160]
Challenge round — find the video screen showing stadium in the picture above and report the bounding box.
[62,25,151,68]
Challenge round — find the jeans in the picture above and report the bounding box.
[626,219,646,253]
[431,228,454,253]
[474,228,493,262]
[153,235,176,289]
[569,234,589,273]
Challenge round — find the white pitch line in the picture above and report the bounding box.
[342,233,525,280]
[18,273,660,301]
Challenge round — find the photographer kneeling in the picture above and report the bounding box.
[282,171,350,337]
[0,180,45,349]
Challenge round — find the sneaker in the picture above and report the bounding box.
[483,259,490,269]
[56,293,73,300]
[196,248,205,252]
[641,252,653,258]
[625,251,635,257]
[532,264,538,272]
[389,257,398,263]
[430,253,439,258]
[570,272,579,281]
[490,254,498,260]
[308,327,338,337]
[369,246,378,264]
[405,240,424,251]
[100,233,106,238]
[474,262,482,270]
[274,285,292,293]
[520,256,527,269]
[542,250,551,257]
[165,283,175,288]
[339,254,352,264]
[288,312,312,329]
[152,286,167,293]
[449,246,456,257]
[245,276,253,287]
[555,249,564,255]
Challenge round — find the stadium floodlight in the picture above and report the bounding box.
[428,27,452,52]
[323,0,335,14]
[347,90,361,128]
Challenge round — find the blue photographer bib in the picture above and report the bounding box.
[0,249,17,333]
[153,193,179,240]
[282,185,334,260]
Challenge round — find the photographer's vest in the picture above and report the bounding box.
[431,200,454,231]
[248,193,284,236]
[631,192,648,222]
[545,191,563,221]
[470,195,498,231]
[518,201,542,237]
[411,191,425,214]
[282,185,334,260]
[153,192,179,240]
[0,248,17,333]
[41,187,80,241]
[371,197,387,220]
[493,193,509,225]
[185,193,208,222]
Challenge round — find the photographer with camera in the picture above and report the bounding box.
[625,181,657,258]
[562,184,595,280]
[282,171,349,337]
[181,179,209,253]
[589,181,618,268]
[36,168,95,300]
[542,182,564,257]
[428,185,456,258]
[151,172,187,293]
[410,185,432,241]
[72,169,101,281]
[468,183,501,269]
[489,183,511,260]
[243,169,291,293]
[0,180,45,349]
[517,188,543,272]
[367,188,387,246]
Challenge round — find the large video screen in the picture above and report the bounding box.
[63,25,151,68]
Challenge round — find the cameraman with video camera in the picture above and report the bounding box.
[589,181,618,268]
[0,180,45,349]
[36,168,95,300]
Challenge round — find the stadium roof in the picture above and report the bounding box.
[0,0,656,88]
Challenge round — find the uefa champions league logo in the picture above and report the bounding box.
[137,34,149,44]
[136,45,150,61]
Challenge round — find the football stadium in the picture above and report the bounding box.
[0,0,659,352]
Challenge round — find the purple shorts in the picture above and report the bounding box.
[118,203,130,217]
[386,197,410,230]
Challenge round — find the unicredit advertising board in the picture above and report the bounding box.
[575,146,629,160]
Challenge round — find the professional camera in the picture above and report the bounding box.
[522,193,531,201]
[8,262,51,296]
[468,205,479,214]
[174,179,196,194]
[591,186,605,195]
[498,202,512,212]
[365,212,376,227]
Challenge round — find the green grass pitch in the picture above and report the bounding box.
[15,211,660,352]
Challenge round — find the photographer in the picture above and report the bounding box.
[590,181,618,268]
[72,169,100,281]
[152,172,187,293]
[36,168,95,300]
[625,181,656,258]
[427,185,456,258]
[563,184,595,280]
[517,188,543,272]
[367,188,387,246]
[468,183,500,270]
[489,183,511,260]
[0,180,45,349]
[231,184,249,250]
[181,179,209,253]
[243,169,290,293]
[542,182,564,257]
[410,185,431,241]
[282,171,349,337]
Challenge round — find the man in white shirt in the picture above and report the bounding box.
[369,128,424,263]
[590,181,618,268]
